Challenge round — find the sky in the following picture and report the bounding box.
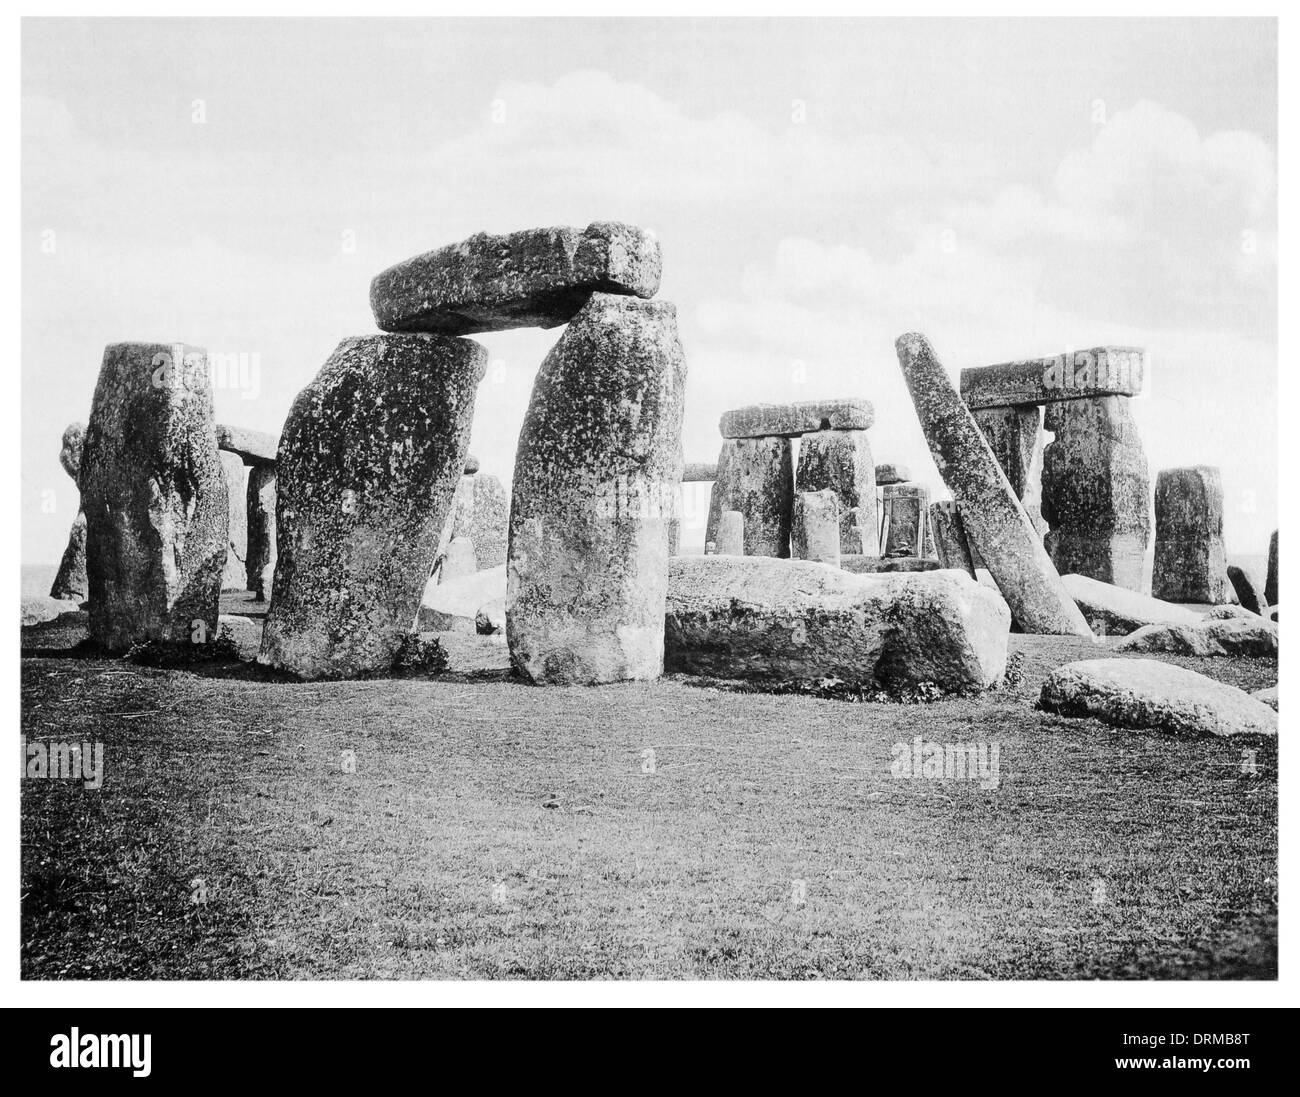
[22,17,1277,565]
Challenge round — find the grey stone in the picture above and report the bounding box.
[215,423,278,467]
[874,463,909,486]
[1116,614,1277,657]
[50,511,88,602]
[1253,686,1278,711]
[22,594,82,627]
[714,510,744,555]
[795,428,876,554]
[217,613,263,655]
[220,451,249,591]
[1152,466,1230,604]
[960,347,1147,409]
[720,398,873,439]
[476,596,506,635]
[59,422,86,479]
[683,462,718,482]
[1227,565,1267,616]
[1266,530,1278,606]
[259,333,486,678]
[791,489,840,566]
[928,500,975,577]
[1062,574,1203,637]
[881,482,931,558]
[705,436,793,558]
[438,472,509,572]
[972,405,1045,537]
[440,535,478,583]
[418,564,506,633]
[463,452,480,475]
[245,466,276,600]
[894,332,1092,637]
[1040,658,1276,737]
[839,555,942,574]
[81,342,227,651]
[370,221,661,336]
[508,294,685,685]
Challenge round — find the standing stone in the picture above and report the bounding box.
[80,342,227,651]
[881,483,930,557]
[259,333,486,678]
[894,333,1092,637]
[715,510,744,555]
[508,294,686,685]
[795,429,876,554]
[1152,466,1230,604]
[440,535,478,584]
[792,490,841,566]
[245,466,277,601]
[219,451,250,590]
[971,405,1045,536]
[438,471,510,572]
[1266,530,1278,606]
[705,436,793,558]
[1227,564,1267,616]
[50,422,89,601]
[1040,397,1149,591]
[929,500,976,577]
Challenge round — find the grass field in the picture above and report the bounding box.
[20,598,1277,980]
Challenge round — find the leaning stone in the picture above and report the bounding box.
[1152,466,1230,604]
[960,347,1146,409]
[715,510,744,555]
[220,451,249,591]
[81,342,227,651]
[683,461,718,482]
[791,490,840,566]
[928,501,975,577]
[720,398,873,439]
[1062,574,1203,637]
[795,428,876,554]
[259,333,486,678]
[418,564,505,633]
[840,555,942,574]
[972,405,1046,537]
[1116,615,1278,658]
[874,462,909,486]
[705,437,793,557]
[665,556,1009,690]
[50,512,88,602]
[1266,530,1278,606]
[1040,658,1276,737]
[59,422,86,479]
[894,333,1092,637]
[370,221,661,336]
[1227,565,1267,616]
[1253,686,1278,711]
[215,423,278,466]
[245,466,277,600]
[508,294,685,685]
[881,482,930,558]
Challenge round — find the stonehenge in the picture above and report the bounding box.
[881,482,930,558]
[795,428,877,555]
[928,500,975,577]
[1151,466,1230,604]
[791,489,841,566]
[706,436,794,557]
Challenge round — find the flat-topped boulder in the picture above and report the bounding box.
[665,555,1009,691]
[370,221,661,336]
[960,347,1146,410]
[719,398,873,439]
[1040,659,1276,737]
[1116,614,1278,657]
[215,423,279,466]
[1062,574,1203,637]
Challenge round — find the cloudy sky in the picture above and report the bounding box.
[22,17,1277,565]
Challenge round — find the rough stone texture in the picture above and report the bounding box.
[843,508,874,555]
[972,405,1046,537]
[874,463,909,486]
[928,500,975,577]
[1040,659,1276,738]
[508,294,685,685]
[665,556,1009,690]
[50,512,89,601]
[1266,530,1278,606]
[370,221,661,336]
[259,333,486,678]
[22,595,82,627]
[1116,615,1278,658]
[1062,574,1203,637]
[683,462,718,482]
[1253,686,1278,711]
[881,482,930,558]
[217,613,263,656]
[714,510,744,556]
[960,347,1146,409]
[59,422,86,479]
[1152,466,1230,604]
[1040,397,1149,591]
[791,490,840,566]
[81,342,227,651]
[438,472,510,572]
[215,423,278,467]
[1227,565,1267,616]
[245,466,277,600]
[795,428,876,554]
[219,451,249,591]
[839,555,942,574]
[720,398,873,439]
[895,333,1092,637]
[417,564,505,633]
[705,436,793,558]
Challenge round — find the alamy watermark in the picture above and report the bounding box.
[21,736,103,790]
[891,737,1000,790]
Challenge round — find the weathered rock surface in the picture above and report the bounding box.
[259,333,486,678]
[1266,530,1278,607]
[972,405,1046,537]
[720,398,873,439]
[881,482,930,558]
[217,613,263,655]
[791,489,840,566]
[458,473,509,570]
[50,511,89,601]
[795,428,876,554]
[220,451,249,590]
[705,436,793,557]
[1062,573,1202,637]
[928,500,975,577]
[476,596,506,635]
[508,294,685,685]
[59,422,86,479]
[713,510,743,555]
[895,333,1092,638]
[1040,658,1276,737]
[370,221,661,336]
[245,466,277,600]
[1253,686,1278,711]
[215,423,278,467]
[665,556,1009,690]
[1152,466,1230,604]
[874,463,909,486]
[960,347,1146,409]
[1227,564,1267,616]
[22,594,82,627]
[418,564,506,633]
[839,555,942,574]
[81,342,227,651]
[1116,615,1278,657]
[683,462,718,482]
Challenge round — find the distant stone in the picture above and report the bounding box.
[1152,466,1230,604]
[22,594,81,627]
[881,482,930,558]
[59,422,86,479]
[1227,565,1267,616]
[1040,658,1276,737]
[81,342,227,651]
[220,451,249,591]
[706,436,793,557]
[839,555,942,574]
[665,556,1009,691]
[245,466,276,600]
[463,452,480,475]
[215,423,278,466]
[1266,530,1278,606]
[1252,686,1278,711]
[960,347,1146,410]
[440,535,478,584]
[715,510,744,556]
[370,221,661,336]
[463,473,509,570]
[929,500,975,577]
[720,398,873,439]
[791,490,840,566]
[683,462,718,482]
[508,294,685,685]
[418,564,506,633]
[874,463,909,486]
[49,511,88,602]
[971,405,1045,537]
[476,596,506,635]
[795,429,876,554]
[259,333,486,678]
[217,613,262,654]
[894,333,1092,637]
[1116,615,1278,658]
[1062,574,1202,637]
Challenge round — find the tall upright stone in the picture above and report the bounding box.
[50,421,89,601]
[245,466,277,600]
[970,405,1045,536]
[894,333,1092,637]
[795,429,876,554]
[80,342,227,650]
[792,490,840,566]
[1152,466,1230,604]
[508,294,686,685]
[705,436,793,558]
[714,510,744,555]
[1040,396,1150,591]
[219,451,250,590]
[1266,530,1278,607]
[881,483,930,557]
[259,334,486,678]
[929,500,976,577]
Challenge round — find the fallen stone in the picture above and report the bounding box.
[720,398,873,439]
[81,342,227,651]
[370,221,661,336]
[665,556,1009,690]
[1040,658,1276,737]
[840,555,942,574]
[245,466,276,600]
[895,333,1092,638]
[795,428,876,554]
[508,294,685,685]
[1252,686,1278,711]
[418,564,506,633]
[791,489,840,566]
[215,423,278,466]
[881,482,930,558]
[1062,574,1203,637]
[874,463,909,486]
[1204,604,1255,620]
[972,405,1046,537]
[50,511,88,602]
[1266,530,1278,606]
[928,500,975,577]
[1152,466,1230,604]
[683,462,718,482]
[259,333,486,678]
[1116,615,1278,657]
[714,510,744,555]
[1227,565,1267,616]
[476,596,506,635]
[706,436,793,557]
[960,347,1147,409]
[22,594,81,628]
[220,451,249,591]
